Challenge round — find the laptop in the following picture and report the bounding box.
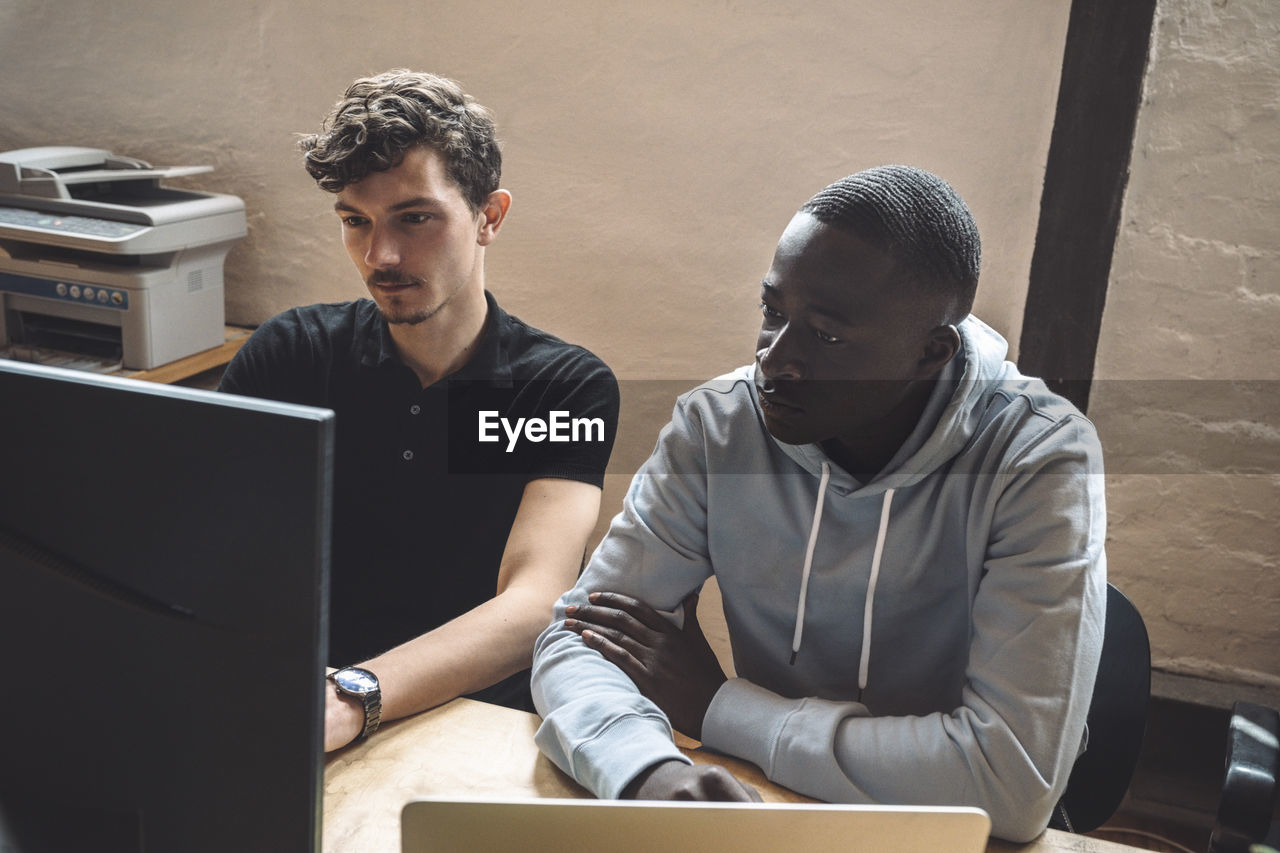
[401,797,991,853]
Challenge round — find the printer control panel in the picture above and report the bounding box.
[0,206,146,240]
[0,272,129,310]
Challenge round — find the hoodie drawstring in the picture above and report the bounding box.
[859,488,895,693]
[789,469,896,698]
[790,461,830,665]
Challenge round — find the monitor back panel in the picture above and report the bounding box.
[0,361,333,853]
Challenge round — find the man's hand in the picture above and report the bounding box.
[622,759,761,802]
[324,681,364,752]
[563,590,726,739]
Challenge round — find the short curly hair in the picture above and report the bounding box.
[299,69,501,212]
[801,165,981,320]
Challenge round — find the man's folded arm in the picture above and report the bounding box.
[532,399,713,797]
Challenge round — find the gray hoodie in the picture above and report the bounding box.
[531,316,1106,843]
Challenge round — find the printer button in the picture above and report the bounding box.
[69,285,81,299]
[82,288,97,301]
[97,289,110,304]
[55,283,68,297]
[110,291,125,306]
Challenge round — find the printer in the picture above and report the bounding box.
[0,146,246,370]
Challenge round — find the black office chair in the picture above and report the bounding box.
[1050,582,1152,834]
[1209,700,1280,853]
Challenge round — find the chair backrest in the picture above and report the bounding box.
[1209,701,1280,853]
[1051,583,1152,834]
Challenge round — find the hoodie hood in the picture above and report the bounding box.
[752,315,1012,495]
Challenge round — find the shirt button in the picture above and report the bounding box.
[402,450,414,461]
[409,404,421,415]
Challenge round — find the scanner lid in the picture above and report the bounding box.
[0,147,213,201]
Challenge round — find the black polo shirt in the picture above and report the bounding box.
[219,292,618,706]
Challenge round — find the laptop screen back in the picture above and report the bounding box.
[401,797,991,853]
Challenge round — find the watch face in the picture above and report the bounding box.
[334,668,378,694]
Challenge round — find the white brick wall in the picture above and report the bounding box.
[1091,0,1280,694]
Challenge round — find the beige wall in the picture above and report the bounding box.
[2,3,1077,673]
[1090,0,1280,692]
[0,0,1069,493]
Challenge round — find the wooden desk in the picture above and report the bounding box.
[323,698,1145,853]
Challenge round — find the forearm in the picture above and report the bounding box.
[532,608,691,798]
[326,584,555,749]
[701,679,1075,842]
[364,583,555,719]
[326,478,603,748]
[531,395,719,795]
[530,508,713,795]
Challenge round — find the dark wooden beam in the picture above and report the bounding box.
[1018,0,1159,413]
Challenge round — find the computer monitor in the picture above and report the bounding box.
[0,359,333,852]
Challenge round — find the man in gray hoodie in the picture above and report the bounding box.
[530,166,1106,843]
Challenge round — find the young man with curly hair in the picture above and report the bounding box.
[220,70,618,751]
[531,166,1106,842]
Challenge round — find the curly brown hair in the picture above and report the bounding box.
[299,69,501,212]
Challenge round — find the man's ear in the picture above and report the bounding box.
[917,324,961,378]
[477,189,512,246]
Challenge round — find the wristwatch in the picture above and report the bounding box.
[327,666,382,741]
